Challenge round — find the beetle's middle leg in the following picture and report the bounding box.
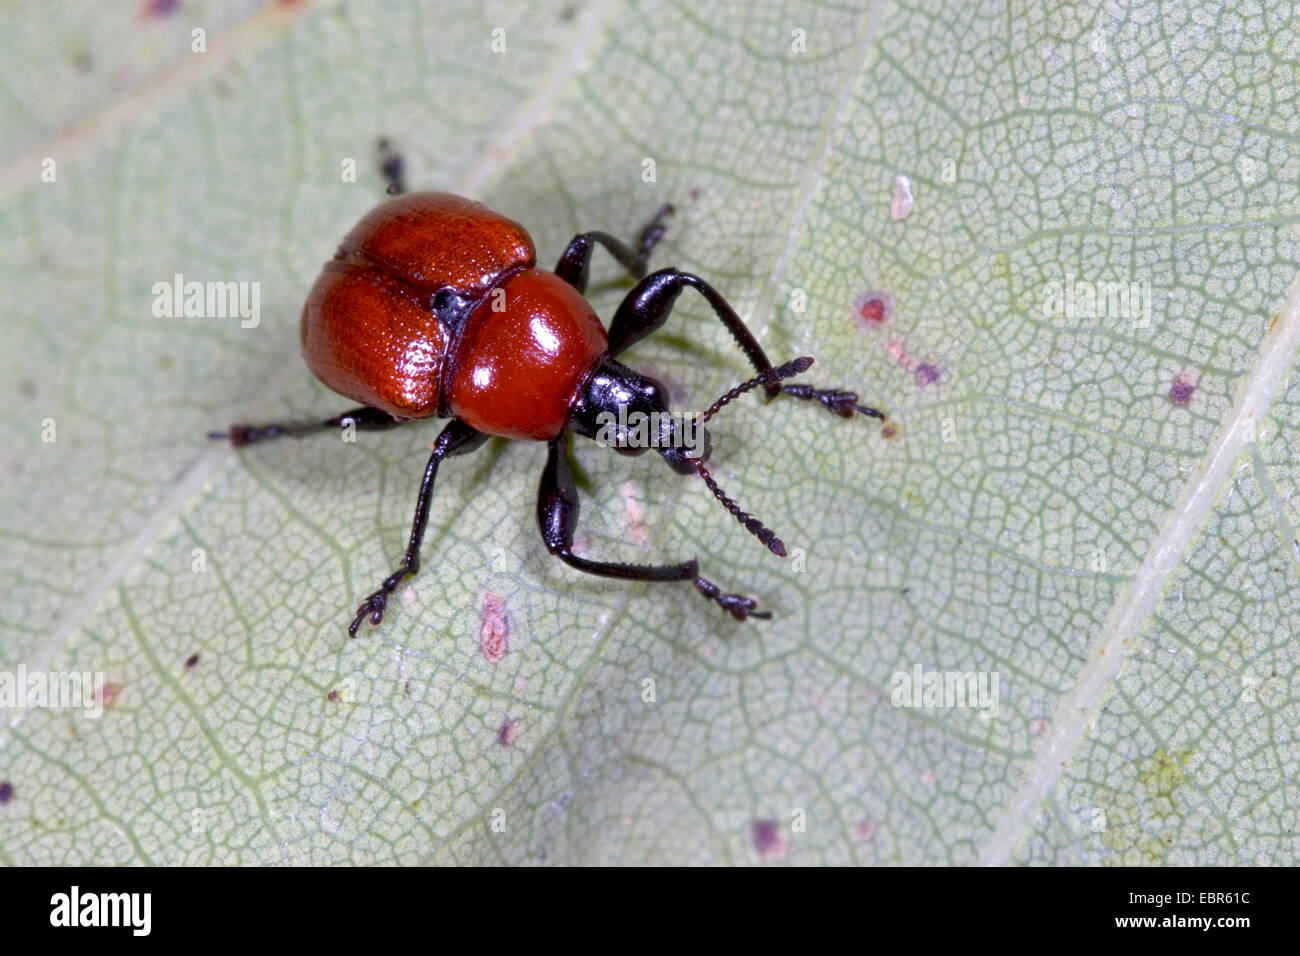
[536,435,769,621]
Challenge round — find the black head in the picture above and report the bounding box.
[568,354,820,558]
[568,354,710,474]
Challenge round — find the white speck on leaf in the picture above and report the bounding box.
[890,173,914,220]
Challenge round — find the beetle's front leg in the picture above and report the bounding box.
[608,270,886,421]
[607,268,775,376]
[349,419,487,636]
[772,382,886,420]
[553,203,675,293]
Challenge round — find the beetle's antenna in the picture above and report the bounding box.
[699,357,814,423]
[688,356,814,557]
[691,457,787,556]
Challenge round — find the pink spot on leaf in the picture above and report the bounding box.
[98,682,123,710]
[1169,370,1197,406]
[751,819,787,859]
[856,294,890,326]
[914,362,941,387]
[479,592,509,663]
[139,0,180,19]
[497,720,516,746]
[621,480,648,546]
[885,339,915,371]
[886,338,942,389]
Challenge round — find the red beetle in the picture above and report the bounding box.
[212,144,885,636]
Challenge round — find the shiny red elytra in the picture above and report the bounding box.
[211,144,885,636]
[302,192,611,441]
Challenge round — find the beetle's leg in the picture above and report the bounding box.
[377,137,406,196]
[609,269,887,420]
[773,383,886,420]
[608,268,774,375]
[349,419,487,636]
[553,203,674,293]
[537,435,769,621]
[208,406,406,447]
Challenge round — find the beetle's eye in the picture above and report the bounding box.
[433,289,458,312]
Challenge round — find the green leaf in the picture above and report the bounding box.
[2,0,1296,865]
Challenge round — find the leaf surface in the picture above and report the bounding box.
[1,0,1296,865]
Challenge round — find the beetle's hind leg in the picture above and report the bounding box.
[208,406,406,447]
[537,435,770,621]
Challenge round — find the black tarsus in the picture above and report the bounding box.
[776,383,885,420]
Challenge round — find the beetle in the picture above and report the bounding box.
[211,144,885,636]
